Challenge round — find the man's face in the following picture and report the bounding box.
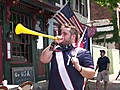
[100,52,105,57]
[60,28,72,45]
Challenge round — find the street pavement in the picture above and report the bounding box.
[87,74,120,90]
[34,74,120,90]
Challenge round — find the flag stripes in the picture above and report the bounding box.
[53,2,83,33]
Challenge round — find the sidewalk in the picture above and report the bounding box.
[33,80,48,90]
[87,74,120,90]
[33,74,120,90]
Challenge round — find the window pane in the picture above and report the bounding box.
[10,11,31,62]
[35,20,44,32]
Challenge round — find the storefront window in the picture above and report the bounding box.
[35,20,44,32]
[53,23,61,36]
[10,11,31,62]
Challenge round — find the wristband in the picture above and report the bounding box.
[79,67,82,72]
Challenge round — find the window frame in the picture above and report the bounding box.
[9,11,31,63]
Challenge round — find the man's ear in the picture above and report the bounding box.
[72,35,76,40]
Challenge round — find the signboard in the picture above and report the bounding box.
[12,66,35,84]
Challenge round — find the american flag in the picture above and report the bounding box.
[83,28,88,50]
[53,2,83,33]
[79,27,88,50]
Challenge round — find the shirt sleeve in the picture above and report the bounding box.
[97,58,100,64]
[77,49,94,69]
[106,57,110,63]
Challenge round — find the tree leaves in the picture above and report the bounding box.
[94,0,120,10]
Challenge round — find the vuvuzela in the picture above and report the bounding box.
[15,23,58,40]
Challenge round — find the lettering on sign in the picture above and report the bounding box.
[12,66,35,84]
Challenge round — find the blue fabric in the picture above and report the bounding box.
[60,4,74,19]
[83,28,88,50]
[97,56,110,72]
[53,2,83,33]
[48,48,94,90]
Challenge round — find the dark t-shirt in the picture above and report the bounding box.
[97,56,110,72]
[48,48,94,90]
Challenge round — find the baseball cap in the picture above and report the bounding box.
[100,50,105,53]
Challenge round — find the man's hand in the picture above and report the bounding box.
[71,57,82,72]
[104,70,109,76]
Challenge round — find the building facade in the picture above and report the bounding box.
[0,0,60,84]
[90,0,119,49]
[0,0,90,84]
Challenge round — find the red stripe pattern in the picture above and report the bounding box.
[53,3,83,33]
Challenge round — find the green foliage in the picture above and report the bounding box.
[94,0,120,10]
[111,11,119,42]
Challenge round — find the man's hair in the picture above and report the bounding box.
[61,24,80,43]
[100,50,105,54]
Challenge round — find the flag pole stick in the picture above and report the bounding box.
[74,27,87,58]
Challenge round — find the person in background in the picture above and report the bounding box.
[95,50,110,90]
[40,24,95,90]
